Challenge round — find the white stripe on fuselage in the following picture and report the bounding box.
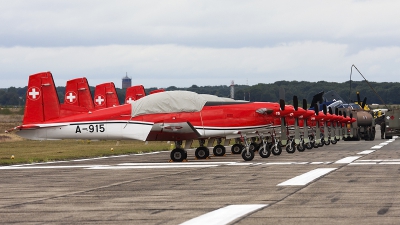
[17,120,278,141]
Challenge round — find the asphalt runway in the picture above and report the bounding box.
[1,135,400,224]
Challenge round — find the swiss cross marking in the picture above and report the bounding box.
[95,95,105,106]
[126,97,134,104]
[65,91,77,104]
[28,87,40,101]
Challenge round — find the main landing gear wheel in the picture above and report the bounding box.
[213,145,226,156]
[170,148,186,162]
[231,144,243,154]
[249,143,260,152]
[258,145,271,158]
[305,142,313,149]
[241,149,255,161]
[331,138,337,144]
[195,146,210,159]
[297,141,305,152]
[271,144,282,156]
[325,139,330,145]
[286,142,296,154]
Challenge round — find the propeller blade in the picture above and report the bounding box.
[303,99,307,110]
[343,111,347,118]
[323,104,327,115]
[314,104,319,115]
[328,107,333,115]
[279,99,285,111]
[293,96,298,111]
[361,97,367,109]
[335,108,339,116]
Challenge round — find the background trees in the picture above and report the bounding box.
[1,80,399,107]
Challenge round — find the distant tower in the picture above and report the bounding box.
[122,72,131,89]
[230,80,234,99]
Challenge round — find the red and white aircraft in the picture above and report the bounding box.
[16,72,354,162]
[16,71,302,162]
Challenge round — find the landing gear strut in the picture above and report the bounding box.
[240,135,255,161]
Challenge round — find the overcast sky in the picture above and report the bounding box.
[1,0,400,89]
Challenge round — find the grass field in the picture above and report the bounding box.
[0,111,172,165]
[0,139,172,166]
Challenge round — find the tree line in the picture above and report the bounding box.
[1,80,399,107]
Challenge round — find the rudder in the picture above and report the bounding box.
[23,72,60,124]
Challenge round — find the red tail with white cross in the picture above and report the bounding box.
[125,85,146,104]
[62,77,95,111]
[94,82,120,109]
[23,72,60,124]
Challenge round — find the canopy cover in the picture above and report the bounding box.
[131,91,210,117]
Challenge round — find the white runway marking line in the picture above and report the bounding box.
[180,204,268,225]
[334,156,362,164]
[351,159,400,165]
[88,165,220,169]
[358,150,375,155]
[371,145,383,149]
[87,162,238,169]
[0,165,107,170]
[277,168,337,186]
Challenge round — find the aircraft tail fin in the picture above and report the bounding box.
[23,72,60,124]
[150,89,165,95]
[125,85,146,104]
[94,82,120,109]
[59,77,95,116]
[62,77,94,110]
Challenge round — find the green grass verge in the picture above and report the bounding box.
[0,139,172,166]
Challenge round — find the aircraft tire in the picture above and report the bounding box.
[385,136,392,139]
[259,145,271,158]
[195,146,209,159]
[231,144,243,154]
[331,138,337,145]
[297,141,305,152]
[286,142,295,154]
[249,143,260,151]
[325,139,330,145]
[271,144,282,155]
[305,142,313,149]
[171,148,186,162]
[318,139,324,147]
[213,145,226,156]
[241,149,255,161]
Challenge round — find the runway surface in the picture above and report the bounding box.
[1,136,400,224]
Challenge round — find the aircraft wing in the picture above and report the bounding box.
[145,121,201,141]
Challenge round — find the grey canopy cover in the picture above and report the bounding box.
[130,91,208,117]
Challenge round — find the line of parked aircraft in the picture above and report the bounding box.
[13,72,357,162]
